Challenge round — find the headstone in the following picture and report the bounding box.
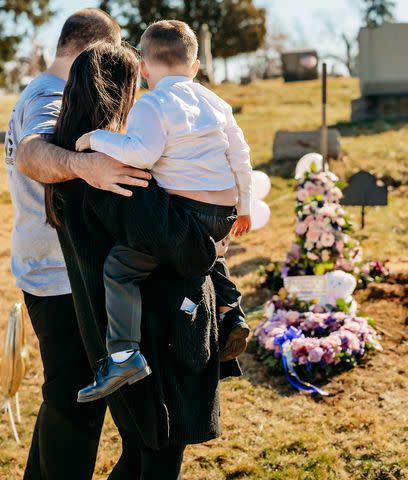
[272,129,341,177]
[341,170,388,228]
[240,76,253,86]
[281,49,318,82]
[198,24,214,84]
[352,23,408,121]
[284,275,327,301]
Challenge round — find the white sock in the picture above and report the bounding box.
[111,350,135,363]
[219,308,232,321]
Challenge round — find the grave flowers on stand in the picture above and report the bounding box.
[260,164,388,292]
[254,155,383,394]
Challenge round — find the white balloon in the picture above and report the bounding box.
[251,199,270,230]
[265,300,275,319]
[295,153,323,180]
[252,170,271,200]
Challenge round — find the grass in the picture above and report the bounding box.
[0,77,408,479]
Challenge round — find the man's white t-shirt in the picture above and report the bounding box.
[5,73,71,297]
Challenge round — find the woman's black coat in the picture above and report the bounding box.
[56,178,239,449]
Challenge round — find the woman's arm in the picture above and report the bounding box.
[84,182,217,279]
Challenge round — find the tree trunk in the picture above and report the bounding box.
[223,57,229,82]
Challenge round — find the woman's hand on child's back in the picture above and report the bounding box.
[231,215,252,237]
[76,132,92,152]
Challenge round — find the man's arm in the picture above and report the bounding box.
[17,135,152,197]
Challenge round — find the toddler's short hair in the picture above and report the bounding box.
[140,20,198,67]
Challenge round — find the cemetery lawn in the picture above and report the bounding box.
[1,77,408,479]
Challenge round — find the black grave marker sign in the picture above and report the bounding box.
[341,170,388,229]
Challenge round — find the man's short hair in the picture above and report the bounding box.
[56,8,121,56]
[140,20,198,67]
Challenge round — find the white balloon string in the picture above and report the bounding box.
[5,399,20,444]
[15,393,21,424]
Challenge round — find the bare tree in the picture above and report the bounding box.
[247,23,289,79]
[319,15,359,76]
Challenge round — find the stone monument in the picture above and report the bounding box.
[352,23,408,121]
[198,24,214,84]
[281,49,318,82]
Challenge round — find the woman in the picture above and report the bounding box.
[44,42,230,479]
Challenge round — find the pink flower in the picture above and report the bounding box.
[320,232,335,247]
[322,350,335,364]
[332,312,347,322]
[304,181,315,196]
[335,240,344,252]
[295,222,307,235]
[297,189,306,202]
[286,311,301,324]
[297,355,308,365]
[304,216,314,227]
[337,258,352,272]
[327,187,343,202]
[312,304,326,313]
[361,263,370,275]
[289,243,301,259]
[308,347,324,363]
[319,204,338,218]
[306,226,321,243]
[307,252,319,261]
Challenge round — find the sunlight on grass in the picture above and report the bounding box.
[1,78,407,479]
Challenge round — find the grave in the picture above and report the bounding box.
[272,63,341,177]
[197,24,214,84]
[272,129,341,177]
[281,49,318,83]
[341,170,388,228]
[352,23,408,121]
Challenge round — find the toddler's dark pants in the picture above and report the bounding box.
[104,195,243,354]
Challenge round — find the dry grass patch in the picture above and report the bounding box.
[0,77,407,479]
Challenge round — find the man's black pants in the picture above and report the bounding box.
[22,292,106,480]
[22,292,186,480]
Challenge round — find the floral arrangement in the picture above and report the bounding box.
[259,169,388,291]
[254,160,384,394]
[282,170,363,277]
[254,292,381,390]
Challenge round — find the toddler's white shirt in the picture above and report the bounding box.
[90,76,252,214]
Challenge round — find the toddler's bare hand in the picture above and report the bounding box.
[76,132,92,152]
[231,215,252,237]
[215,236,230,257]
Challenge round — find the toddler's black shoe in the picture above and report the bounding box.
[219,309,251,362]
[77,350,151,403]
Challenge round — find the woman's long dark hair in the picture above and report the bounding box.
[45,41,139,227]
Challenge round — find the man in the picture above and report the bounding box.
[6,9,151,479]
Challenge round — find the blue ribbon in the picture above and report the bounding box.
[275,327,329,396]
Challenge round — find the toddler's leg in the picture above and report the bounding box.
[211,256,250,362]
[77,245,157,403]
[211,257,244,316]
[104,244,159,355]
